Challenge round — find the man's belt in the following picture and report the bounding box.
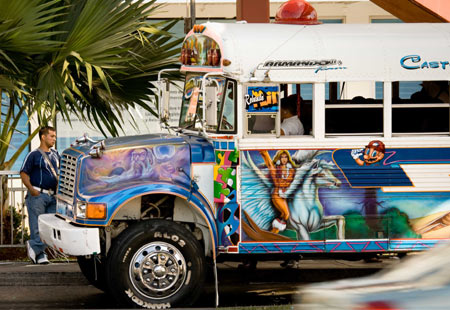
[33,186,55,195]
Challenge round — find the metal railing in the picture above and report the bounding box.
[0,171,27,247]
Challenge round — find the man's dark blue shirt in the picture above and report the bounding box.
[20,149,60,191]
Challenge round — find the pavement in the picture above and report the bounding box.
[0,258,402,309]
[0,257,401,287]
[0,261,89,286]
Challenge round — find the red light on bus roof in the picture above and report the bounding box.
[275,0,321,25]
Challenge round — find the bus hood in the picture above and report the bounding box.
[64,133,213,197]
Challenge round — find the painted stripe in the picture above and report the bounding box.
[238,239,450,254]
[383,164,450,192]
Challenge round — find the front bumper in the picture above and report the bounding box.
[38,214,101,256]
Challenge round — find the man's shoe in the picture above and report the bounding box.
[26,241,36,264]
[36,253,50,265]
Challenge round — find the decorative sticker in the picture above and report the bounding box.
[245,86,279,113]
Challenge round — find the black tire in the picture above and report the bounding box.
[398,252,408,259]
[77,255,107,291]
[105,220,206,309]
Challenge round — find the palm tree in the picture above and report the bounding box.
[2,0,182,170]
[0,0,183,242]
[31,0,183,137]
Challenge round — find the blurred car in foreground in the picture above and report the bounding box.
[296,244,450,310]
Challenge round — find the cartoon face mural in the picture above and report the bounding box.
[351,140,385,166]
[79,144,191,195]
[241,145,450,242]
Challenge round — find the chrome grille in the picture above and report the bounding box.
[58,153,78,200]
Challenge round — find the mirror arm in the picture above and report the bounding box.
[157,68,179,130]
[201,72,221,138]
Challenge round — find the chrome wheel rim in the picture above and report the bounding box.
[129,241,187,299]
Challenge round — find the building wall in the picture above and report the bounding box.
[151,1,394,23]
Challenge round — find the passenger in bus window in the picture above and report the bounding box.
[411,81,449,103]
[281,94,304,136]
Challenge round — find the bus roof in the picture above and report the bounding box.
[185,22,450,83]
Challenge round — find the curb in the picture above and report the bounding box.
[0,262,88,286]
[0,271,89,286]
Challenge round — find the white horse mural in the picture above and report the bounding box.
[242,150,345,240]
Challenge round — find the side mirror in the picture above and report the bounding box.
[205,84,217,127]
[160,78,170,122]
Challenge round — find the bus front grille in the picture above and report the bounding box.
[58,153,78,200]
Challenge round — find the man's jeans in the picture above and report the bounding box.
[25,192,56,256]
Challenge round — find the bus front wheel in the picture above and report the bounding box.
[105,220,206,309]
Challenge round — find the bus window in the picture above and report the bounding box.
[392,80,450,134]
[290,83,313,135]
[218,80,236,132]
[247,114,276,134]
[325,81,383,136]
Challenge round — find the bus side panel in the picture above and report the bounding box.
[214,148,240,247]
[239,143,450,253]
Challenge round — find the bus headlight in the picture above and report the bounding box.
[76,202,106,220]
[76,202,86,218]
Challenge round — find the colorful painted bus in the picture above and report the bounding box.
[39,21,450,308]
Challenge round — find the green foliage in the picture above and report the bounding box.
[2,205,29,244]
[279,229,298,240]
[343,208,420,239]
[380,207,420,238]
[0,0,183,170]
[309,225,337,240]
[344,211,373,239]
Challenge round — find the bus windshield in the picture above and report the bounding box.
[179,73,226,132]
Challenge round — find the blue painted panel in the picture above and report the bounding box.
[239,241,325,253]
[325,240,388,252]
[389,239,448,252]
[76,183,218,244]
[183,135,215,163]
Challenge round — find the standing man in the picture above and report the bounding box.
[20,126,59,264]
